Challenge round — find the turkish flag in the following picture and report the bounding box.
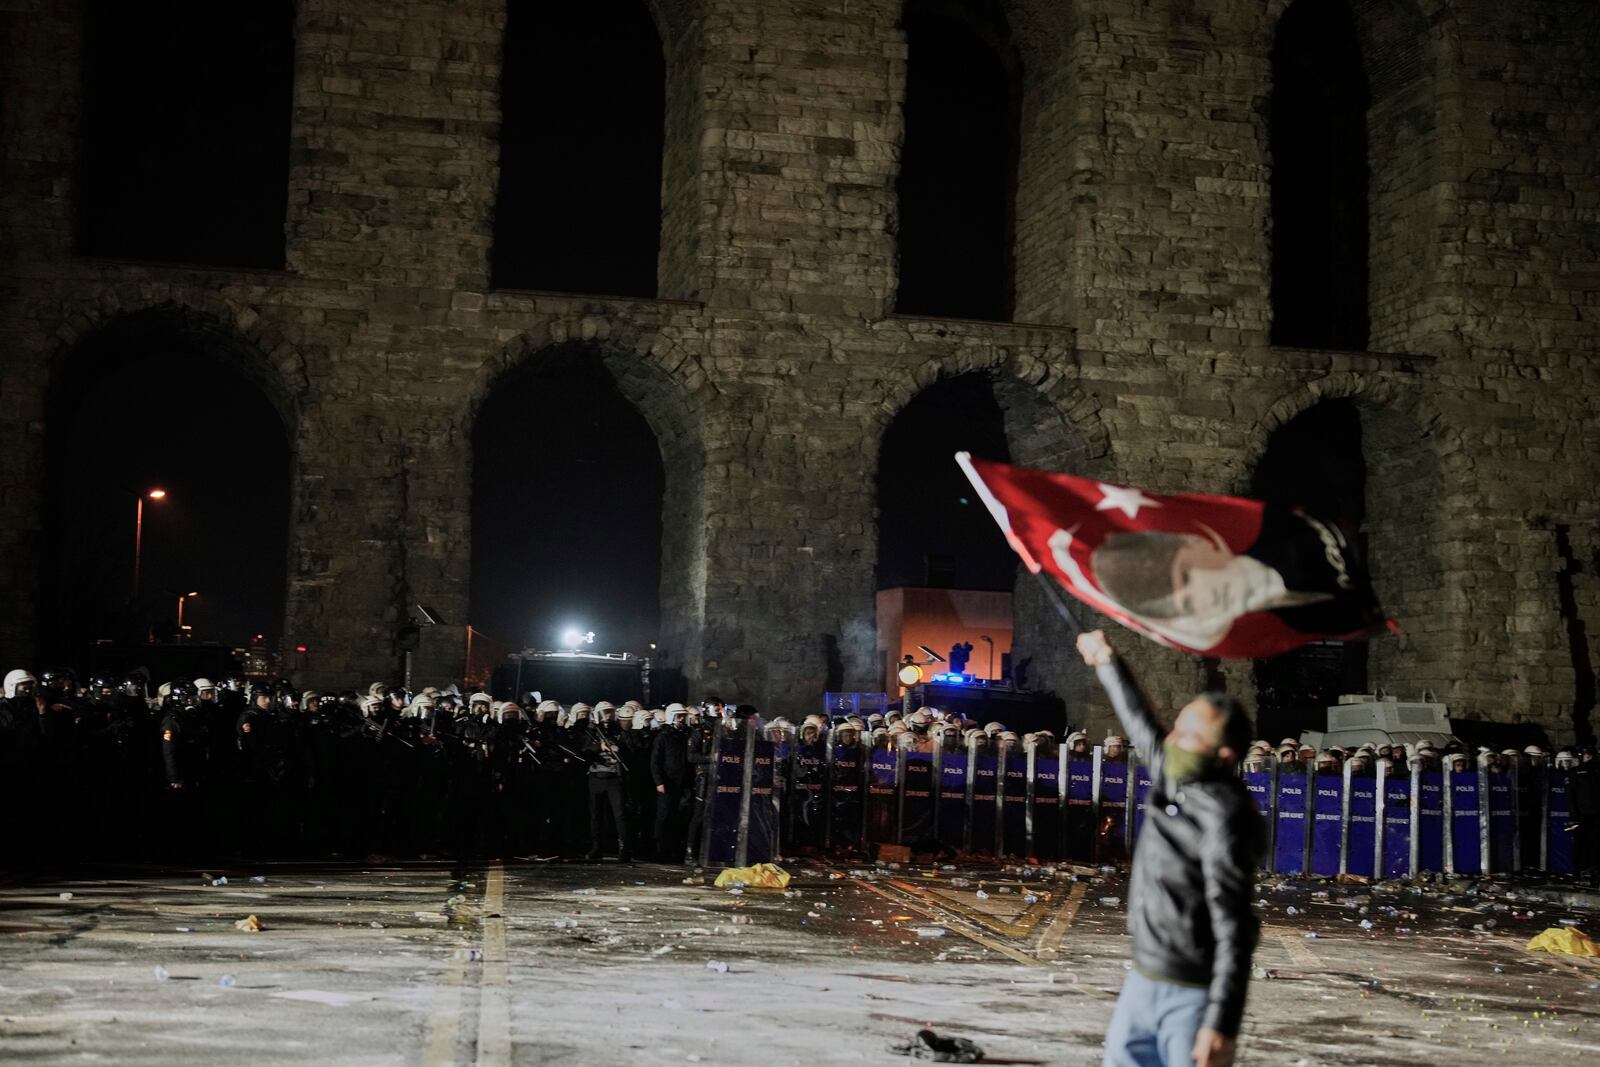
[956,453,1393,658]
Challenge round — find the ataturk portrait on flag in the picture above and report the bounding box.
[956,453,1392,659]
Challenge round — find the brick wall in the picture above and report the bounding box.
[0,0,1595,741]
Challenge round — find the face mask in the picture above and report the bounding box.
[1162,740,1218,783]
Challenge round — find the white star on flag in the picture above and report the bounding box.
[1095,483,1160,519]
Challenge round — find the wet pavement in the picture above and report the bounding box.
[2,859,1599,1065]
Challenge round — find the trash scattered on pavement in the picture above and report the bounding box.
[572,888,596,896]
[1099,897,1121,908]
[369,921,384,929]
[713,863,790,889]
[1525,927,1599,957]
[415,911,448,923]
[249,875,267,884]
[58,892,73,900]
[175,926,193,933]
[152,965,170,981]
[914,927,948,938]
[888,1028,984,1063]
[234,914,264,933]
[552,918,579,930]
[218,974,236,988]
[706,960,730,973]
[211,876,228,886]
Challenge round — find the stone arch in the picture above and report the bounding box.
[870,348,1112,709]
[48,298,307,431]
[873,348,1112,474]
[467,325,713,689]
[39,300,302,659]
[1249,374,1471,726]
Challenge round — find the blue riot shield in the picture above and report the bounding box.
[1273,771,1308,874]
[701,727,747,866]
[902,748,936,845]
[1098,758,1130,862]
[1547,769,1573,874]
[745,734,779,863]
[1132,762,1155,843]
[1416,771,1444,872]
[1487,771,1515,873]
[1381,773,1411,879]
[937,749,968,850]
[866,744,898,845]
[969,750,999,856]
[1310,772,1343,876]
[1447,770,1481,875]
[1030,754,1061,860]
[1064,758,1095,861]
[1345,773,1377,878]
[825,741,865,850]
[1002,749,1029,857]
[789,740,827,850]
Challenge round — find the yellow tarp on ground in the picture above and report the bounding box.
[713,863,791,889]
[1525,927,1600,957]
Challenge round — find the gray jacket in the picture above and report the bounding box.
[1095,658,1264,1037]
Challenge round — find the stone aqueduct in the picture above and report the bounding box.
[0,0,1596,739]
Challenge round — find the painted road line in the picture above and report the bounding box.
[420,874,477,1067]
[476,862,511,1067]
[1035,881,1088,961]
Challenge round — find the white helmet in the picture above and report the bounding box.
[469,691,492,707]
[4,669,37,699]
[665,702,686,716]
[193,677,216,693]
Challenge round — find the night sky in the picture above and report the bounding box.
[470,365,665,657]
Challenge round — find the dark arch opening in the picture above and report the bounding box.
[875,373,1016,691]
[76,0,294,268]
[1269,0,1369,350]
[40,316,293,667]
[470,353,666,665]
[1250,399,1369,739]
[491,2,665,296]
[894,1,1020,321]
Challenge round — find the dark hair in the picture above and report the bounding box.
[1091,532,1188,617]
[1200,691,1253,756]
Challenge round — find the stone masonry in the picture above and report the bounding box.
[0,0,1596,740]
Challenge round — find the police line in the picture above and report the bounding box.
[698,722,1581,876]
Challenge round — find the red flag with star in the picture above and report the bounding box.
[956,453,1393,658]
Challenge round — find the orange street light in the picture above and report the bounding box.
[177,591,198,638]
[133,488,169,598]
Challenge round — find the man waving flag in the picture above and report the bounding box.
[955,453,1392,658]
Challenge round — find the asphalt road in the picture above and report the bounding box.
[2,859,1598,1065]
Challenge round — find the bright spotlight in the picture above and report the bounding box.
[560,627,595,650]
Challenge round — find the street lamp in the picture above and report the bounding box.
[176,591,198,639]
[133,488,168,599]
[979,634,995,680]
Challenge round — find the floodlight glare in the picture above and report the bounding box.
[560,627,596,650]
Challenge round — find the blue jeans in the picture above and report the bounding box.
[1102,970,1209,1067]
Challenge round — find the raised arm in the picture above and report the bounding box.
[1075,630,1164,759]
